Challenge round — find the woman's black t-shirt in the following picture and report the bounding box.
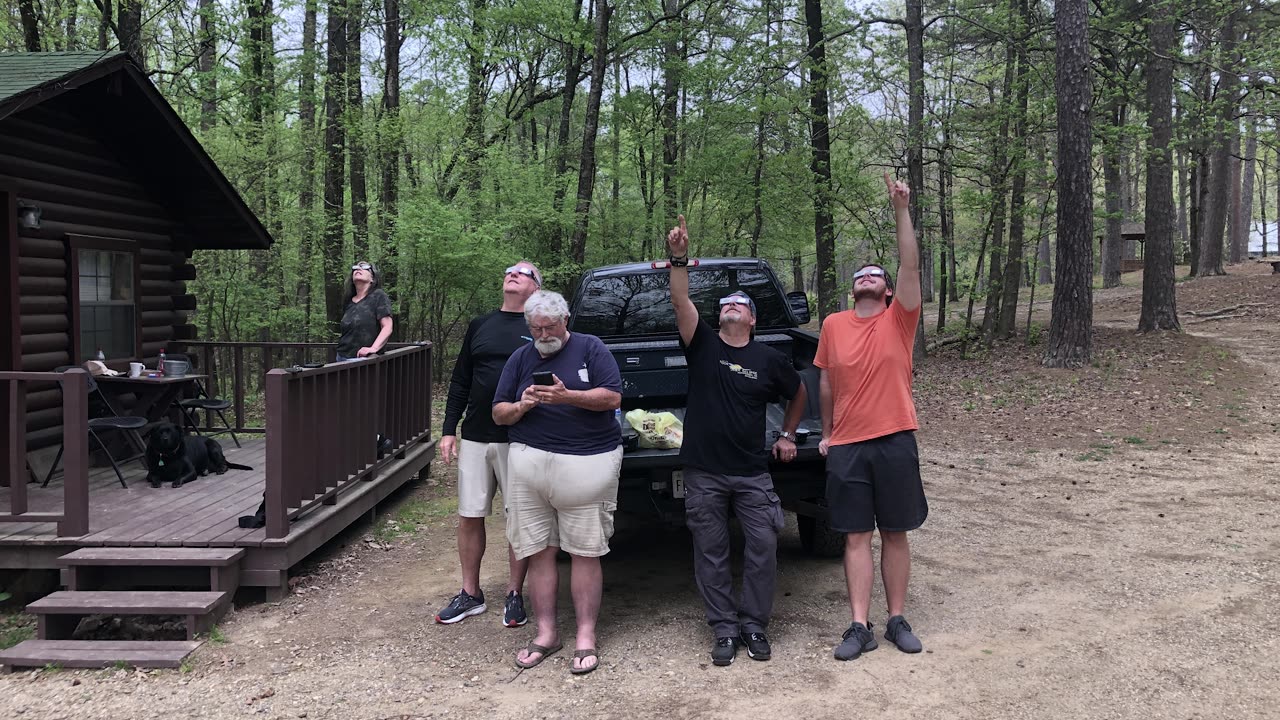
[679,319,802,476]
[337,288,393,358]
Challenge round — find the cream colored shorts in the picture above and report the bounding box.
[505,443,623,560]
[456,439,510,518]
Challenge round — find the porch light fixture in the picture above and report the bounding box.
[17,202,41,230]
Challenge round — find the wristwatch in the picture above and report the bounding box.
[779,430,796,442]
[669,254,689,267]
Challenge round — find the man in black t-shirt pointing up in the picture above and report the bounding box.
[665,216,807,667]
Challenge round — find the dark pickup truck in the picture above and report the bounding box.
[569,257,843,555]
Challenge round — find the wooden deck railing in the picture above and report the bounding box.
[263,343,433,538]
[1,370,89,536]
[180,341,419,433]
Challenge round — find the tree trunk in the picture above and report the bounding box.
[1138,5,1180,332]
[937,150,950,332]
[347,0,370,259]
[981,57,1014,338]
[1228,129,1242,264]
[1102,136,1124,287]
[661,0,683,225]
[462,0,491,205]
[568,0,612,265]
[323,0,350,332]
[1199,12,1237,276]
[380,0,402,292]
[1175,101,1190,261]
[63,0,78,49]
[805,0,837,322]
[749,31,769,259]
[1261,144,1269,256]
[947,157,960,299]
[115,0,144,70]
[297,0,319,339]
[197,0,217,131]
[550,0,585,255]
[997,0,1030,339]
[98,0,111,51]
[19,0,41,51]
[1044,0,1093,368]
[906,0,927,359]
[1238,119,1257,261]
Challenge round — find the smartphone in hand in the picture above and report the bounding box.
[532,371,555,386]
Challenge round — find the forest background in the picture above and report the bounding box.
[3,0,1279,376]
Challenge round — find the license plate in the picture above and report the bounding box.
[671,470,685,499]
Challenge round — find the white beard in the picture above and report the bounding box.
[535,336,564,356]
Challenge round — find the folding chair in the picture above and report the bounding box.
[43,366,148,489]
[167,353,241,448]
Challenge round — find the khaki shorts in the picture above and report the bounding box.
[506,443,622,560]
[456,439,510,518]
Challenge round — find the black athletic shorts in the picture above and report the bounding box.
[825,431,928,533]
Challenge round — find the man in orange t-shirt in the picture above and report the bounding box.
[815,173,927,662]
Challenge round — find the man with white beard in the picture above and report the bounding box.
[492,290,623,676]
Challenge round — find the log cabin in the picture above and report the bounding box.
[0,53,435,670]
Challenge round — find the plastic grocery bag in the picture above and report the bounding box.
[624,409,684,449]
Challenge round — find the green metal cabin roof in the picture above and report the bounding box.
[0,50,125,104]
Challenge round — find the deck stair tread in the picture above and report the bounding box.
[0,639,201,670]
[26,591,227,615]
[58,548,245,566]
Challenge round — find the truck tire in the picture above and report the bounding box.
[798,512,845,558]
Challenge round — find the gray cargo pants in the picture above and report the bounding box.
[682,467,786,639]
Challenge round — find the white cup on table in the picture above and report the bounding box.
[129,362,144,378]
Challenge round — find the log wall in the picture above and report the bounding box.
[1,102,199,451]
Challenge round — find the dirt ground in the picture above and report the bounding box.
[3,265,1279,720]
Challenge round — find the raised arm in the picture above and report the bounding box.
[667,215,698,347]
[885,173,921,312]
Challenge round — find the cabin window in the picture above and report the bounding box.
[77,249,136,361]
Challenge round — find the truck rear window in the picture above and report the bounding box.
[572,267,793,338]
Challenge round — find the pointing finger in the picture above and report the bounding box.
[884,172,893,189]
[678,214,687,233]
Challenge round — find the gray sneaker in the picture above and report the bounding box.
[834,621,878,661]
[434,589,486,624]
[885,615,922,653]
[503,591,528,628]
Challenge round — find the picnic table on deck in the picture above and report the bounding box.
[94,374,208,424]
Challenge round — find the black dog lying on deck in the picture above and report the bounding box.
[145,421,253,488]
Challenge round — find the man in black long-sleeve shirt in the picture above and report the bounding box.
[435,261,542,626]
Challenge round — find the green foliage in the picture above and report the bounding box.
[0,611,35,650]
[5,0,1275,372]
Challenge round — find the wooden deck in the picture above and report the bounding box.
[0,436,434,596]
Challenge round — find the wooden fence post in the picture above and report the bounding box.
[264,369,291,539]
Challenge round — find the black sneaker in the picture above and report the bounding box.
[434,589,486,624]
[711,636,738,666]
[885,615,922,653]
[834,621,878,661]
[503,591,528,628]
[739,632,772,661]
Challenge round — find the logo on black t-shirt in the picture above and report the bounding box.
[719,359,759,380]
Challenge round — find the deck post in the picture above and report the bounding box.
[264,369,291,539]
[3,380,25,506]
[59,371,89,537]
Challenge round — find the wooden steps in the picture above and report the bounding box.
[59,548,245,566]
[0,640,201,672]
[58,547,244,592]
[0,547,245,672]
[28,590,227,614]
[30,590,228,641]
